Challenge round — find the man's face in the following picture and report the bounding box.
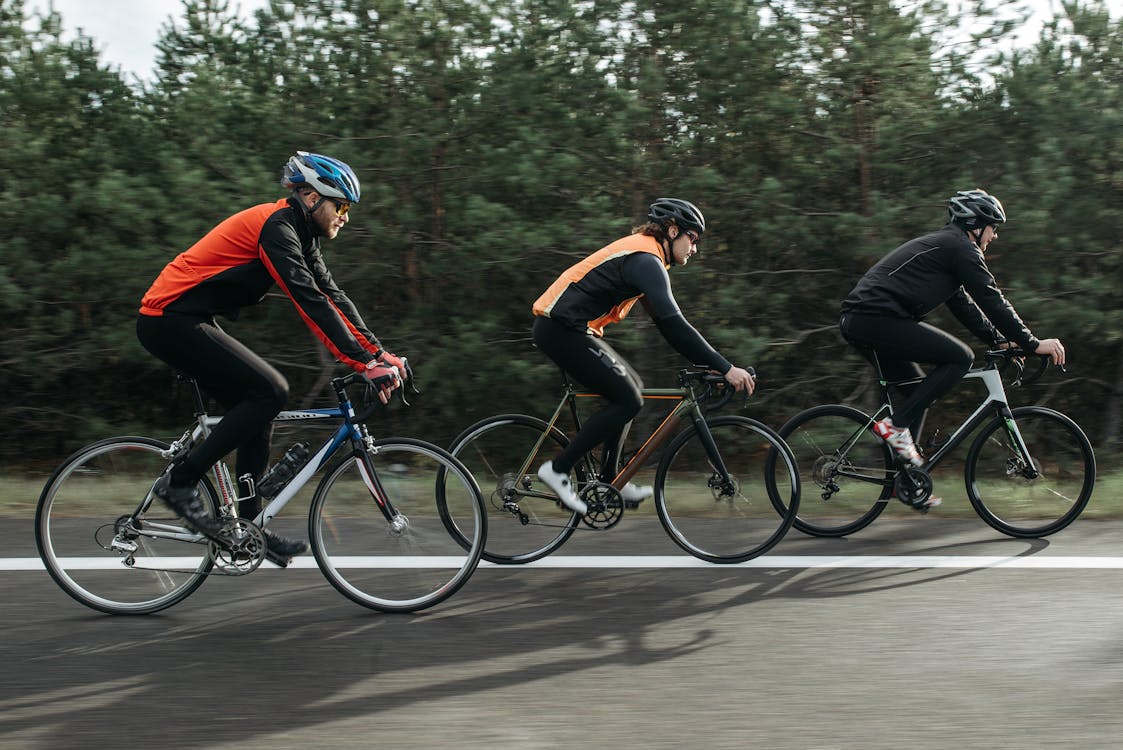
[979,223,998,252]
[304,192,350,238]
[671,226,700,265]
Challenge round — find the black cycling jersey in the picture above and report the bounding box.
[841,223,1039,352]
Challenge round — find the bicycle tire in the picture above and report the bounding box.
[35,436,217,615]
[655,415,800,563]
[309,437,486,613]
[440,414,581,564]
[965,406,1096,537]
[777,404,894,537]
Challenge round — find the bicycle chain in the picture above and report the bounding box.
[106,516,268,577]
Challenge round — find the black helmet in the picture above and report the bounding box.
[648,198,706,234]
[948,189,1006,228]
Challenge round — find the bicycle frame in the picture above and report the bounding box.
[142,375,400,543]
[520,374,725,495]
[841,362,1037,489]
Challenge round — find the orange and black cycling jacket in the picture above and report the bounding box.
[532,233,731,373]
[139,197,380,371]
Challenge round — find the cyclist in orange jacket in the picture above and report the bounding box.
[532,198,755,514]
[137,152,403,563]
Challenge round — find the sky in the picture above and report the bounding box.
[23,0,1123,84]
[24,0,270,83]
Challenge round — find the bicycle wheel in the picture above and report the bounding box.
[965,406,1096,537]
[655,415,800,563]
[442,414,581,564]
[777,405,894,537]
[35,436,217,615]
[309,437,486,613]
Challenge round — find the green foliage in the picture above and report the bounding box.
[2,0,1122,471]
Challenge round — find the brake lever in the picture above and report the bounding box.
[1010,357,1027,388]
[395,358,420,407]
[703,367,756,412]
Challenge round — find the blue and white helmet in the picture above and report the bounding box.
[281,151,361,203]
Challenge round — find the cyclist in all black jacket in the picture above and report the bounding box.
[840,189,1066,491]
[532,198,756,514]
[137,152,405,562]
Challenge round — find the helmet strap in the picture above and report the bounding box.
[657,226,675,265]
[293,192,329,236]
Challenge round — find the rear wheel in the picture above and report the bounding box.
[35,437,216,615]
[441,415,581,564]
[778,405,894,537]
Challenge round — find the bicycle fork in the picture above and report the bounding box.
[687,408,738,498]
[354,429,409,535]
[998,409,1040,480]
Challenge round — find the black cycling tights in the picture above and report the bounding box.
[137,314,288,514]
[532,316,643,478]
[839,313,974,439]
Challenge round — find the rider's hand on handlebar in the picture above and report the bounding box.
[363,358,402,404]
[377,350,407,373]
[723,365,756,395]
[1035,338,1066,367]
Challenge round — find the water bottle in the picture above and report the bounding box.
[256,442,310,499]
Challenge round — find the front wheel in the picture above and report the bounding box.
[309,438,486,613]
[965,406,1096,537]
[35,436,217,615]
[655,416,800,563]
[777,404,894,537]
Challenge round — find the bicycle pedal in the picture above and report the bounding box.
[264,550,291,568]
[623,498,644,510]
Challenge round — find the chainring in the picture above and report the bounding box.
[579,482,624,530]
[893,468,934,512]
[210,518,267,575]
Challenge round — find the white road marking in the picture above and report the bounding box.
[10,555,1123,571]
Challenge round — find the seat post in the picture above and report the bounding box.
[176,373,209,418]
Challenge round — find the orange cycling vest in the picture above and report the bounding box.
[532,234,668,337]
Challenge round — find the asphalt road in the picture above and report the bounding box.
[3,516,1122,750]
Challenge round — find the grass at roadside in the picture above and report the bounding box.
[9,466,1122,519]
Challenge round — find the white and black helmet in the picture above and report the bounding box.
[948,189,1006,228]
[648,198,706,234]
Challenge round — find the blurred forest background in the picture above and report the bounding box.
[2,0,1121,474]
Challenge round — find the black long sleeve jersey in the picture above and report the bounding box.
[841,222,1039,351]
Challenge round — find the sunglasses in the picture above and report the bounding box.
[684,229,700,245]
[326,198,351,216]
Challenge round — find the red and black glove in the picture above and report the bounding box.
[363,357,402,403]
[377,350,406,374]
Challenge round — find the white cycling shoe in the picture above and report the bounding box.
[619,482,653,504]
[537,461,588,515]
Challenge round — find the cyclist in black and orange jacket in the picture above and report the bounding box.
[137,151,404,562]
[532,198,755,514]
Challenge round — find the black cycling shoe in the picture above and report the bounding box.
[263,529,308,567]
[152,474,224,536]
